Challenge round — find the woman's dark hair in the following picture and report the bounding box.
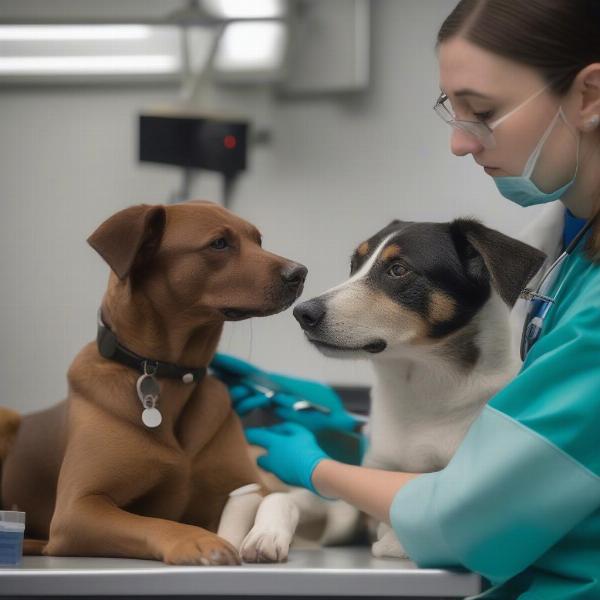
[437,0,600,262]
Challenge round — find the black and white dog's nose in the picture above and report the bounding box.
[293,299,326,329]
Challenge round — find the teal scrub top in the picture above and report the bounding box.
[389,232,600,599]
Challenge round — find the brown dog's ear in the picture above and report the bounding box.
[87,204,166,280]
[450,218,547,307]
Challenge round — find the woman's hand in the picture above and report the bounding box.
[268,375,359,433]
[210,353,361,433]
[246,421,420,522]
[210,354,270,414]
[245,423,330,496]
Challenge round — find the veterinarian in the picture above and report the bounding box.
[213,1,600,598]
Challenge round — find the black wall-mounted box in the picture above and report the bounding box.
[139,113,248,175]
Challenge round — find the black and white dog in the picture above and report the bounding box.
[290,218,546,558]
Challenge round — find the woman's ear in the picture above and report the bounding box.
[87,204,166,281]
[573,63,600,133]
[450,219,546,307]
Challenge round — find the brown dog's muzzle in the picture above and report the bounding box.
[222,260,307,321]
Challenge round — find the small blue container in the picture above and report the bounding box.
[0,511,25,567]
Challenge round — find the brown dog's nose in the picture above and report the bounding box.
[281,263,308,290]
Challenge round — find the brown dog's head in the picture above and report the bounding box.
[88,200,307,321]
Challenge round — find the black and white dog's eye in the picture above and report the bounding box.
[388,263,409,278]
[211,237,229,250]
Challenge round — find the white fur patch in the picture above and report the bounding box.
[325,232,397,295]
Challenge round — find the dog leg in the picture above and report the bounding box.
[216,483,264,551]
[0,407,20,462]
[287,487,329,522]
[46,495,241,565]
[285,488,362,547]
[283,487,330,546]
[320,499,362,546]
[371,522,409,559]
[240,492,299,563]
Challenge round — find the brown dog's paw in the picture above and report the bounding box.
[23,539,47,555]
[162,532,241,566]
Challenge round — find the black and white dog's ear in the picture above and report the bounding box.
[449,218,547,307]
[386,219,410,227]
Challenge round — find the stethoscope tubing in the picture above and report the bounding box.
[519,217,594,361]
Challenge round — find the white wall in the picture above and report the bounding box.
[0,0,540,414]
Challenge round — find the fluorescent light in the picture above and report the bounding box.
[203,0,285,19]
[0,25,152,41]
[215,22,286,71]
[0,55,179,75]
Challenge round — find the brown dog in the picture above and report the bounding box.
[0,200,306,565]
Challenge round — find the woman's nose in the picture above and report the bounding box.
[450,128,485,157]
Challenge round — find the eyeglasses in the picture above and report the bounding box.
[434,83,551,150]
[434,92,497,148]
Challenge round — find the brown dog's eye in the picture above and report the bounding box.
[210,238,229,250]
[388,263,409,278]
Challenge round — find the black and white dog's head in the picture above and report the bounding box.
[294,219,545,367]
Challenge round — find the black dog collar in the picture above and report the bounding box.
[96,309,207,384]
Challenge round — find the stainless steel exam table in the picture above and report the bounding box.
[0,547,482,599]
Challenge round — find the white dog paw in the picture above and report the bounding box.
[371,529,409,559]
[240,527,293,563]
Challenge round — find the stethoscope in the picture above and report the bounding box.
[519,218,594,361]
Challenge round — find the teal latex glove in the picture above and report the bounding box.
[245,422,330,496]
[210,353,272,415]
[210,353,359,433]
[268,376,359,434]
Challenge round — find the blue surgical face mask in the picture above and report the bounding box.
[493,106,580,207]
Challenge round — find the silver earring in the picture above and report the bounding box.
[585,114,600,131]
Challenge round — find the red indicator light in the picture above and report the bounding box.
[224,135,237,150]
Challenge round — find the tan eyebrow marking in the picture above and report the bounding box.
[381,244,402,261]
[357,242,370,257]
[428,291,456,323]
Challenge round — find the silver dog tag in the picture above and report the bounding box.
[136,374,162,428]
[137,373,160,401]
[142,407,162,428]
